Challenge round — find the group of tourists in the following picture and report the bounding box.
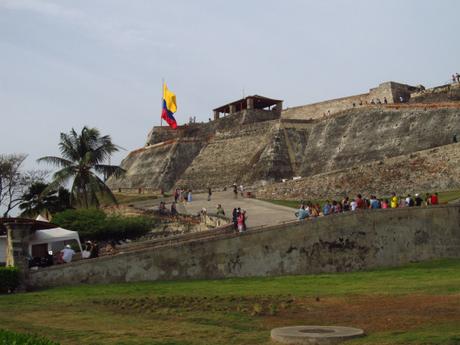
[295,192,440,220]
[452,73,460,83]
[174,188,193,203]
[159,200,178,216]
[81,240,100,260]
[232,183,245,198]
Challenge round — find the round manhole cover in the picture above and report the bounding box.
[271,325,364,344]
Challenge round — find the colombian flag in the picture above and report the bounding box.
[161,83,178,129]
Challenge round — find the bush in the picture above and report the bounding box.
[52,209,154,242]
[0,329,60,345]
[0,267,20,294]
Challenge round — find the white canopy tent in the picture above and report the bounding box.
[0,217,83,264]
[30,227,83,254]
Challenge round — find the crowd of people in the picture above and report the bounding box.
[451,73,460,83]
[295,192,440,220]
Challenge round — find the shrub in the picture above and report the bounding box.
[0,329,60,345]
[52,209,154,242]
[0,267,20,294]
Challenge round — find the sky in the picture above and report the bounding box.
[1,0,459,170]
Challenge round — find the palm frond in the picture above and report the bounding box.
[59,131,80,162]
[37,156,74,168]
[94,164,125,179]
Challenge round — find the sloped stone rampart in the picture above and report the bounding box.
[27,204,460,288]
[257,142,460,200]
[289,107,460,178]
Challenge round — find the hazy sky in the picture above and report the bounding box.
[1,0,459,169]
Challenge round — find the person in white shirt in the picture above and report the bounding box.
[350,200,358,211]
[60,244,76,263]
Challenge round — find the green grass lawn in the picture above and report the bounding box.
[1,259,460,345]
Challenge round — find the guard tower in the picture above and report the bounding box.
[213,95,283,120]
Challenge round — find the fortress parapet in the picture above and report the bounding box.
[282,81,418,120]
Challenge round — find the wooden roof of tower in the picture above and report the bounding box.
[213,95,282,113]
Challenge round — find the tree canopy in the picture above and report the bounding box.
[38,127,124,208]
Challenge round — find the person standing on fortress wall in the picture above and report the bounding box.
[232,208,238,230]
[430,192,439,205]
[216,204,225,217]
[453,74,457,83]
[342,196,350,211]
[456,73,460,82]
[369,195,380,209]
[233,183,238,199]
[171,202,178,216]
[405,194,414,207]
[415,194,423,206]
[355,194,365,209]
[390,192,399,208]
[207,187,212,201]
[174,189,179,203]
[381,199,389,209]
[350,198,358,211]
[425,193,431,206]
[322,201,331,216]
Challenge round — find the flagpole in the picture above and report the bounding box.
[160,78,164,127]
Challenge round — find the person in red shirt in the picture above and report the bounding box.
[356,194,365,209]
[430,192,439,205]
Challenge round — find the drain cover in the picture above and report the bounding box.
[271,325,364,344]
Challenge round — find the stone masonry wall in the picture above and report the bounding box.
[176,120,279,190]
[410,83,460,104]
[289,107,460,178]
[257,142,460,200]
[281,82,414,121]
[27,204,460,289]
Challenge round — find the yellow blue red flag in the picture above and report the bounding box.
[161,83,177,129]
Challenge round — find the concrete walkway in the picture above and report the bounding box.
[132,191,298,228]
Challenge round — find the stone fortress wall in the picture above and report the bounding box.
[27,204,460,289]
[281,82,416,121]
[258,142,460,201]
[107,78,460,196]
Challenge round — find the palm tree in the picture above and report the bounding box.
[38,127,125,208]
[19,182,72,218]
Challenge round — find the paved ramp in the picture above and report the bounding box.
[132,191,297,228]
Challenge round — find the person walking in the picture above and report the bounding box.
[232,208,238,230]
[233,184,238,199]
[207,187,212,201]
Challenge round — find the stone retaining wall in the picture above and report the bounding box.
[257,142,460,200]
[27,204,460,289]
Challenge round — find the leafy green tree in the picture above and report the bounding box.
[38,127,124,208]
[19,182,72,218]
